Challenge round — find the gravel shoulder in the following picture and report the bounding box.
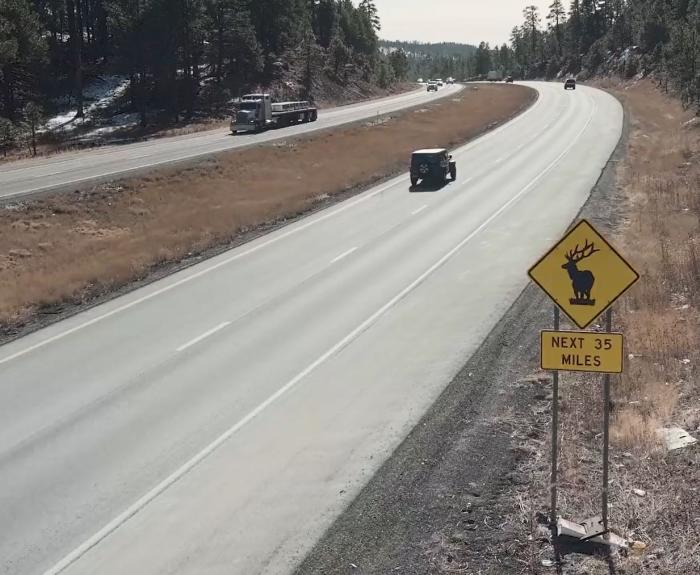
[294,87,628,575]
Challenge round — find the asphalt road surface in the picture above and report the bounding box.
[0,85,463,202]
[0,82,623,575]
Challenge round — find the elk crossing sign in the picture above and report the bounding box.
[528,219,640,329]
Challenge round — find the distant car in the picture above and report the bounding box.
[565,78,576,90]
[446,77,454,84]
[417,77,424,83]
[410,148,457,187]
[436,78,444,86]
[505,76,514,83]
[427,83,438,92]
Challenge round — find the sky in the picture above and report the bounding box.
[372,0,553,46]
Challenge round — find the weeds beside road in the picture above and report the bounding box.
[0,84,534,339]
[516,79,699,574]
[294,80,699,575]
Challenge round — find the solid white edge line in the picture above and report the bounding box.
[0,83,544,366]
[175,322,230,353]
[42,92,597,575]
[0,178,399,366]
[330,247,358,264]
[411,205,428,216]
[2,86,463,196]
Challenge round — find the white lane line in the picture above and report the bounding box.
[330,247,358,264]
[1,84,545,365]
[462,177,474,185]
[411,205,428,215]
[42,97,596,575]
[2,88,460,197]
[0,178,401,366]
[176,322,230,353]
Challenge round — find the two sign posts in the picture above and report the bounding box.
[528,219,639,539]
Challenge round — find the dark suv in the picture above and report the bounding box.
[564,78,576,90]
[410,149,457,187]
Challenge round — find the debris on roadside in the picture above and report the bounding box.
[656,427,698,451]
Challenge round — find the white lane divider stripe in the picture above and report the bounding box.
[411,205,428,215]
[42,96,596,575]
[176,322,231,352]
[0,179,401,366]
[330,247,358,264]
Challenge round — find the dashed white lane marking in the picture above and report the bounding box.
[330,247,358,264]
[176,322,231,352]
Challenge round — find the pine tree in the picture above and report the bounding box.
[0,0,45,121]
[359,0,380,32]
[548,0,566,55]
[523,5,541,63]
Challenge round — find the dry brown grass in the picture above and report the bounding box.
[606,79,700,450]
[0,84,419,164]
[500,79,699,575]
[0,84,534,333]
[550,79,700,573]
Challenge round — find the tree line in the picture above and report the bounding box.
[503,1,698,107]
[379,40,478,81]
[1,0,393,152]
[383,1,698,109]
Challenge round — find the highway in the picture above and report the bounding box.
[0,82,623,575]
[0,85,462,201]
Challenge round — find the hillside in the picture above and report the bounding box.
[501,1,699,108]
[0,0,412,154]
[379,40,478,81]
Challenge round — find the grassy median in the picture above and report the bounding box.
[0,83,535,336]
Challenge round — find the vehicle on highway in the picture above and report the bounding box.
[446,77,455,84]
[232,93,318,133]
[427,82,438,92]
[417,77,424,83]
[564,78,577,90]
[436,78,444,86]
[410,148,457,187]
[505,76,514,83]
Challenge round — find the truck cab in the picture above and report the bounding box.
[233,94,273,132]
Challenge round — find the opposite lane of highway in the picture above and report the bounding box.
[0,85,463,202]
[0,82,623,575]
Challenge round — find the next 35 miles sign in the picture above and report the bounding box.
[529,219,639,374]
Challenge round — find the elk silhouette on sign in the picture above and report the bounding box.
[562,240,600,306]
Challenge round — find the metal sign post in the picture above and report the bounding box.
[528,219,640,550]
[602,307,613,531]
[550,306,560,530]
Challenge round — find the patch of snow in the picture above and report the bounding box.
[77,112,140,141]
[45,75,130,133]
[111,112,140,127]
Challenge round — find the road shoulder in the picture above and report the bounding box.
[294,88,628,575]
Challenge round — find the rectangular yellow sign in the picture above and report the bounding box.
[541,330,624,373]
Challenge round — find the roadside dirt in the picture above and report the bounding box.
[0,84,535,341]
[0,82,419,163]
[295,80,699,575]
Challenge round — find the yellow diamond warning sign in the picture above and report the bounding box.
[541,331,624,373]
[529,219,639,329]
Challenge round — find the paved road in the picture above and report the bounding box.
[0,85,462,201]
[0,82,623,575]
